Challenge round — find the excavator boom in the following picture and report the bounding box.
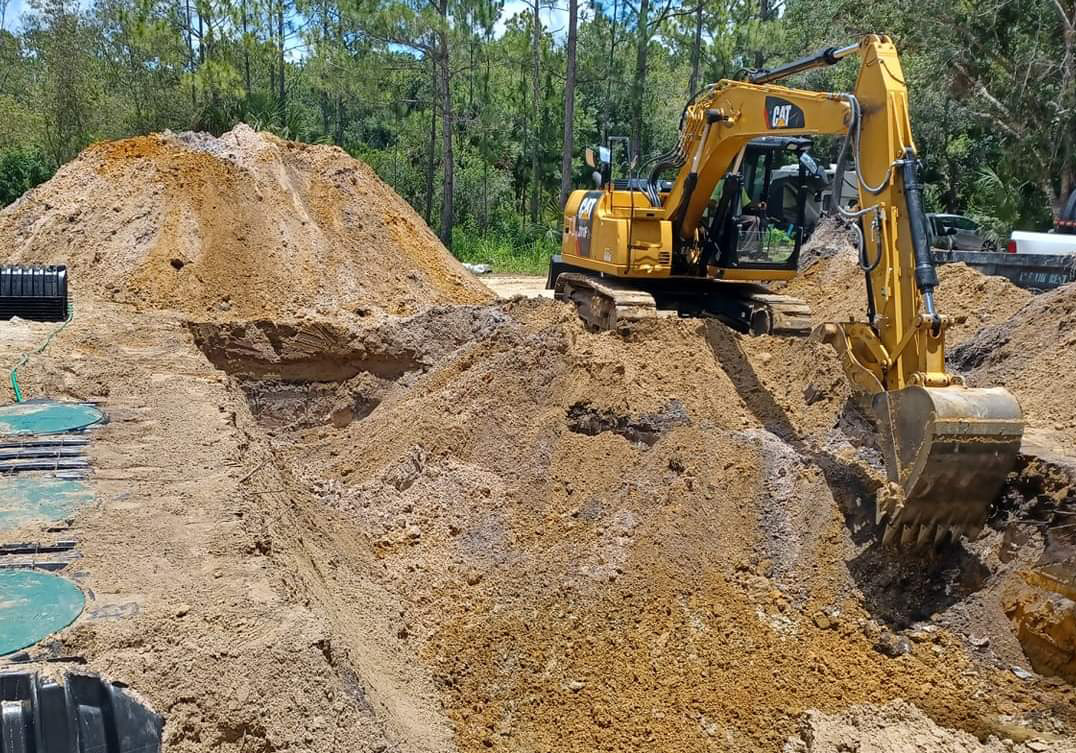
[550,35,1025,549]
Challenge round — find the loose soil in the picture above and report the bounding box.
[952,282,1076,432]
[0,125,490,320]
[1,142,1074,753]
[785,701,1076,752]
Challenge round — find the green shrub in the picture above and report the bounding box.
[0,148,53,207]
[451,219,560,276]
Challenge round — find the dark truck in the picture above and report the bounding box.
[927,213,996,252]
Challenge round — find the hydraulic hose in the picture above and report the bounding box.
[9,303,74,402]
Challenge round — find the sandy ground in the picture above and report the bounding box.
[1,300,396,749]
[2,291,1071,753]
[481,275,552,300]
[1,133,1074,753]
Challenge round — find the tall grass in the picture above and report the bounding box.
[451,223,560,276]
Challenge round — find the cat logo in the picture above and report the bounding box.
[771,104,792,127]
[765,96,805,130]
[578,195,599,221]
[573,191,603,258]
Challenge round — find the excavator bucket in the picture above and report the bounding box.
[872,385,1024,550]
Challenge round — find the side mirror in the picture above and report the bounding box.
[585,147,596,168]
[798,152,827,182]
[942,225,958,236]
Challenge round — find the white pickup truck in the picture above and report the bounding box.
[1006,190,1076,255]
[931,190,1076,290]
[1007,231,1076,255]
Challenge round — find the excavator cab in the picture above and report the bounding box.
[701,137,823,273]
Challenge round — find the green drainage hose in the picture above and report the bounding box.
[8,304,74,402]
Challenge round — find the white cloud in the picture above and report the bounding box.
[494,0,570,42]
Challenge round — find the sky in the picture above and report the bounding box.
[1,0,24,31]
[2,0,572,39]
[495,0,571,41]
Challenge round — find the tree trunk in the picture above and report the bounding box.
[335,14,345,144]
[529,0,542,223]
[1058,16,1075,214]
[602,0,619,143]
[277,1,286,115]
[559,0,578,208]
[688,0,704,96]
[321,91,330,137]
[241,0,251,101]
[630,0,650,160]
[205,11,219,117]
[482,44,492,228]
[437,31,455,246]
[754,0,769,69]
[425,56,436,226]
[267,4,276,98]
[184,0,196,108]
[318,9,328,135]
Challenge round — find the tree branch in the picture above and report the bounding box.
[951,59,1026,139]
[1050,0,1075,32]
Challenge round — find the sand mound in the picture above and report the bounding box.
[785,701,1074,752]
[0,124,491,320]
[936,263,1033,345]
[952,282,1076,431]
[787,220,1030,347]
[183,295,1075,753]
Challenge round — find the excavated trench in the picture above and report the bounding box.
[188,319,413,431]
[186,301,1076,750]
[188,306,511,431]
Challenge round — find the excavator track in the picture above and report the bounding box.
[741,292,813,336]
[553,272,812,335]
[554,273,671,330]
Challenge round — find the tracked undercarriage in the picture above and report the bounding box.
[552,271,813,335]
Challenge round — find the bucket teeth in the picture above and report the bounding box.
[882,518,900,547]
[933,525,949,550]
[872,385,1023,551]
[900,523,918,549]
[916,524,934,550]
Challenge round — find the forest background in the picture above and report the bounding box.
[1,0,1073,272]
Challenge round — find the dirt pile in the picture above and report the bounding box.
[942,277,1076,691]
[786,220,1031,347]
[784,701,1075,752]
[951,282,1076,431]
[184,296,1076,753]
[0,125,491,320]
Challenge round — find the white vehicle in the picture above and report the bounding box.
[1006,190,1076,255]
[1007,231,1076,256]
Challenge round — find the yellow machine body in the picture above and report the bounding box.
[553,35,1026,548]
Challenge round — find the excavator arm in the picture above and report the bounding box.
[553,35,1024,548]
[664,35,1025,547]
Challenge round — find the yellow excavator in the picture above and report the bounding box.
[547,35,1025,549]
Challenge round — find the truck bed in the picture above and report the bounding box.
[931,249,1076,290]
